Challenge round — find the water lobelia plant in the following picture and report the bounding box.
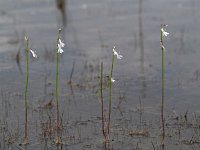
[23,35,37,145]
[107,46,123,134]
[160,24,169,147]
[100,46,123,143]
[55,28,65,145]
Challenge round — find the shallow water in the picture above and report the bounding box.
[1,0,200,149]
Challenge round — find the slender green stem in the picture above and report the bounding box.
[160,24,165,146]
[55,29,62,144]
[100,62,106,140]
[24,36,29,142]
[56,29,61,124]
[107,53,115,135]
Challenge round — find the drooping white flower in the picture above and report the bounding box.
[161,28,169,37]
[59,39,65,47]
[57,38,65,54]
[30,49,37,58]
[112,46,123,59]
[57,43,64,54]
[111,77,115,83]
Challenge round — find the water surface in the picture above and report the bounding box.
[1,0,200,149]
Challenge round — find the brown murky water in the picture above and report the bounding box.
[1,0,200,149]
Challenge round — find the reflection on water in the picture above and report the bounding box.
[56,0,67,26]
[1,0,200,149]
[138,0,146,99]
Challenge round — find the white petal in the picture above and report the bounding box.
[58,48,64,54]
[161,28,169,37]
[59,39,65,47]
[117,53,123,59]
[57,44,64,53]
[30,49,37,58]
[112,46,117,55]
[112,46,123,59]
[111,77,115,83]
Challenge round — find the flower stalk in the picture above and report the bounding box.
[107,48,115,136]
[160,24,169,146]
[55,28,64,145]
[23,36,29,145]
[23,36,37,145]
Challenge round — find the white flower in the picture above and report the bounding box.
[59,39,65,47]
[111,77,115,83]
[57,38,65,54]
[161,28,169,37]
[112,46,123,59]
[30,49,37,58]
[57,43,64,54]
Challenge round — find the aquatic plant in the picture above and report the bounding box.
[23,35,37,145]
[100,46,123,143]
[160,24,169,146]
[55,28,65,145]
[107,46,118,135]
